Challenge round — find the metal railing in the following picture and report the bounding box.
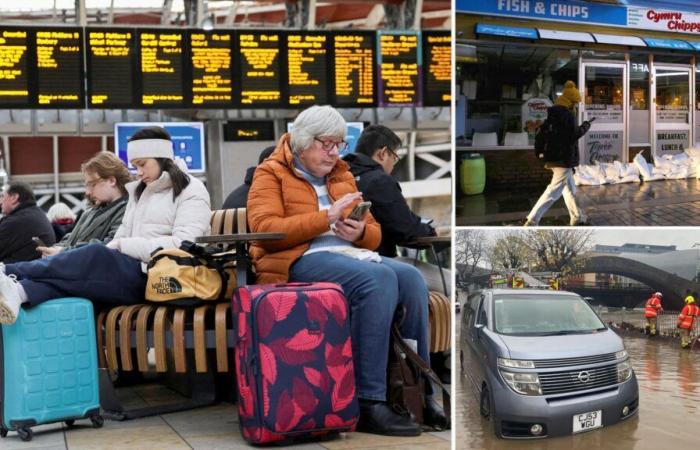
[594,306,700,337]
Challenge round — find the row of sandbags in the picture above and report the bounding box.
[572,149,700,185]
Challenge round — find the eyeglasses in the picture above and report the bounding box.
[314,137,348,153]
[385,147,401,163]
[85,178,105,189]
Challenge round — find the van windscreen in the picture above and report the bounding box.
[493,295,606,336]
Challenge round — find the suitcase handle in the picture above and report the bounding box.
[276,282,313,288]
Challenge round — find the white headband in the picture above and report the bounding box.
[127,139,174,162]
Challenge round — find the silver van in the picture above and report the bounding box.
[460,289,639,438]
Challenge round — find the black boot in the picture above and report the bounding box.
[424,396,450,430]
[357,400,421,437]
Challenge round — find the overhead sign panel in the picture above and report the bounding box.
[378,31,421,107]
[190,31,233,107]
[86,28,136,108]
[0,28,31,107]
[286,31,329,107]
[331,32,376,107]
[237,31,282,107]
[35,27,84,107]
[138,29,186,108]
[422,31,451,106]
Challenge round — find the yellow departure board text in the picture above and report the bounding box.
[238,32,281,106]
[0,29,29,105]
[423,33,451,105]
[332,33,374,106]
[190,32,232,106]
[140,30,184,106]
[379,33,419,106]
[35,29,83,106]
[287,33,327,106]
[87,30,134,107]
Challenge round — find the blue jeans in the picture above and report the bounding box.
[289,252,429,401]
[6,243,146,307]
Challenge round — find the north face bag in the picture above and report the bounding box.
[145,241,236,305]
[233,282,359,444]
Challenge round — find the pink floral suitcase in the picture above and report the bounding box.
[233,282,359,444]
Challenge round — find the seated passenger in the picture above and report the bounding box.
[47,202,77,242]
[0,126,211,324]
[38,151,130,257]
[221,145,275,209]
[247,105,446,436]
[344,125,435,257]
[0,182,56,263]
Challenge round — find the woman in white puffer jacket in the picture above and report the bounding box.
[0,126,211,324]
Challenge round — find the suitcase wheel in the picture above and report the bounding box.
[0,427,7,438]
[64,420,75,427]
[17,427,32,442]
[90,415,104,429]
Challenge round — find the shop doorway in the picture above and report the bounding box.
[652,64,692,160]
[580,62,627,165]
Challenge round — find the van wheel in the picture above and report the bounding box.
[480,385,491,419]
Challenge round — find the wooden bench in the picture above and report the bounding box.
[97,208,451,419]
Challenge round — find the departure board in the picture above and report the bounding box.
[86,29,136,108]
[0,28,30,107]
[237,31,281,107]
[139,29,186,107]
[378,32,421,106]
[422,31,451,107]
[190,31,233,107]
[331,32,375,107]
[286,32,328,107]
[35,28,84,107]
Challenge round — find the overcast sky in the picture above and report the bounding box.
[591,228,700,251]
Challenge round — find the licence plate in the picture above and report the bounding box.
[573,410,602,433]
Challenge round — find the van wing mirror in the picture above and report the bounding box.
[474,323,484,336]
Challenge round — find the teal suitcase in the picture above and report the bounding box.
[0,297,103,441]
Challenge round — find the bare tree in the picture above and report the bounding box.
[488,230,534,272]
[455,229,487,282]
[526,229,594,274]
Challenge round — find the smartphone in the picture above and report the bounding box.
[32,236,46,247]
[347,201,372,221]
[587,117,597,123]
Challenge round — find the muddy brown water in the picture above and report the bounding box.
[456,319,700,450]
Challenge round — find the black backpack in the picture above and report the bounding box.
[534,120,570,163]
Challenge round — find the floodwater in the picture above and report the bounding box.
[456,320,700,450]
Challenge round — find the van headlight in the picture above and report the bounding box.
[614,350,628,360]
[617,360,632,383]
[500,370,542,395]
[498,357,535,369]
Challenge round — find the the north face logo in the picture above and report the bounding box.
[152,276,182,295]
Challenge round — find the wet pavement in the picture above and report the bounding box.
[456,311,700,450]
[456,178,700,226]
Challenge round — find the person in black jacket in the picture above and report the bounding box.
[525,80,591,226]
[222,146,275,209]
[345,125,435,257]
[0,182,56,263]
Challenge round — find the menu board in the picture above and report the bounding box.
[86,28,135,108]
[331,32,375,107]
[286,32,328,107]
[139,29,186,107]
[190,31,233,107]
[422,31,450,106]
[35,28,84,107]
[378,32,420,106]
[0,28,30,107]
[237,31,281,107]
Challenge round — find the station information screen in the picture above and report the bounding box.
[190,31,233,107]
[237,31,281,107]
[35,28,84,107]
[0,28,31,107]
[331,32,375,107]
[422,31,451,107]
[138,29,186,107]
[378,32,420,107]
[286,32,328,107]
[86,29,136,108]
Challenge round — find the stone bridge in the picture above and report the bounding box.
[576,255,700,310]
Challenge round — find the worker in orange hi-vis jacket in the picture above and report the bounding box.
[677,293,699,349]
[644,292,663,336]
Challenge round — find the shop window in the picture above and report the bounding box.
[655,68,689,124]
[459,43,578,147]
[695,63,700,147]
[630,55,650,145]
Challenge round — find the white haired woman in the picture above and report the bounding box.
[247,105,446,436]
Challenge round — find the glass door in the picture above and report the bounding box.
[580,62,627,165]
[652,65,691,159]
